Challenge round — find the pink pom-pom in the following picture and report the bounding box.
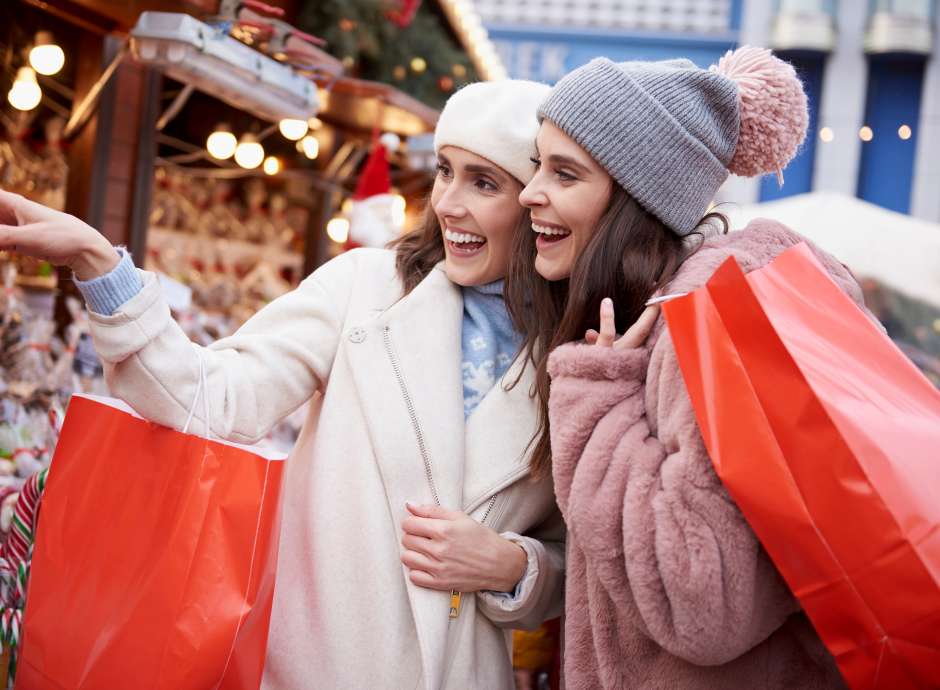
[711,46,808,181]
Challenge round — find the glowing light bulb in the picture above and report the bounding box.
[263,156,281,175]
[859,126,873,142]
[301,135,319,160]
[8,67,42,111]
[819,127,834,143]
[234,135,264,169]
[898,124,912,140]
[278,118,308,141]
[326,217,350,244]
[207,127,237,160]
[29,32,65,76]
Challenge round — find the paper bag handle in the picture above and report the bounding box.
[181,347,212,439]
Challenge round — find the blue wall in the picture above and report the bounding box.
[856,55,926,214]
[759,52,826,202]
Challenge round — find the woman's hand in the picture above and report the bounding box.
[401,502,527,593]
[585,298,659,349]
[0,189,119,280]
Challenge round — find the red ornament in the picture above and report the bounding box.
[438,75,454,92]
[385,0,422,28]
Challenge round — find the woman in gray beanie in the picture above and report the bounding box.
[506,46,869,689]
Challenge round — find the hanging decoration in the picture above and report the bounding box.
[385,0,423,29]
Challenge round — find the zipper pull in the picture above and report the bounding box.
[449,590,462,619]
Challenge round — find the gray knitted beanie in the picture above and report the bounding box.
[538,46,808,236]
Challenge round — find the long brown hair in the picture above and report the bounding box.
[390,200,446,295]
[507,185,725,478]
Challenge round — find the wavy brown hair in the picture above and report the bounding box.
[506,185,726,478]
[390,198,533,295]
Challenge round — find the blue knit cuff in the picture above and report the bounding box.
[74,247,143,316]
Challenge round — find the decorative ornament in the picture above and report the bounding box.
[343,138,405,249]
[438,76,454,92]
[338,18,356,32]
[410,57,427,74]
[452,64,467,78]
[385,0,423,29]
[393,65,407,81]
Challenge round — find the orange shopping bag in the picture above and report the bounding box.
[662,242,940,690]
[16,393,286,690]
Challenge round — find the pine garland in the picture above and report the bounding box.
[296,0,478,108]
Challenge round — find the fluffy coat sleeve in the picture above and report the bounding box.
[86,250,365,444]
[546,329,799,666]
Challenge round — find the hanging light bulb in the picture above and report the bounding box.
[263,156,281,175]
[278,118,308,141]
[234,133,265,169]
[206,125,237,160]
[7,67,42,111]
[300,134,319,160]
[326,217,350,244]
[29,32,65,76]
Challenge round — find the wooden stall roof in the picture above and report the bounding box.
[34,0,438,135]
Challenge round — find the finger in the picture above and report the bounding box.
[406,501,459,520]
[584,329,598,344]
[0,223,55,258]
[402,533,440,559]
[401,515,447,539]
[408,569,449,591]
[596,298,616,347]
[616,305,661,350]
[401,549,439,574]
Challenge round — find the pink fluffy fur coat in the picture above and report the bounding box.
[547,219,866,690]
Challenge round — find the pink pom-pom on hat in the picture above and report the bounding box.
[711,45,808,183]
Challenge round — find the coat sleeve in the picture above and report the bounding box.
[546,334,798,666]
[86,251,362,444]
[476,509,566,630]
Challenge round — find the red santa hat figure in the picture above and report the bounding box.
[344,132,407,250]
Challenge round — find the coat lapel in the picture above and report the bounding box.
[345,264,464,690]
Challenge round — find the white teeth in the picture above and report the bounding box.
[445,229,486,244]
[532,223,571,237]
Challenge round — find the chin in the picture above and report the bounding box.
[534,255,570,282]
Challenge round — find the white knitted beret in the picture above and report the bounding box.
[434,79,550,184]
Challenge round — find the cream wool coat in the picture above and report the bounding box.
[85,247,565,690]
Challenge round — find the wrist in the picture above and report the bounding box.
[72,237,120,281]
[493,539,528,593]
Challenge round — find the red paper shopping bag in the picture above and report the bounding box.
[17,395,286,690]
[662,243,940,690]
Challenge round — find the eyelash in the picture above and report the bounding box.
[531,157,575,182]
[475,177,498,192]
[436,163,452,177]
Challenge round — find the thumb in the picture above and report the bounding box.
[405,502,456,520]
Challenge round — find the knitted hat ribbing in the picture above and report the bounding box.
[435,79,551,185]
[538,47,808,236]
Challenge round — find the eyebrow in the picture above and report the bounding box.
[464,163,508,181]
[547,154,591,176]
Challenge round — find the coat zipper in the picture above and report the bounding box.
[383,325,499,620]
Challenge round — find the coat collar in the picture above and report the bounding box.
[343,263,538,690]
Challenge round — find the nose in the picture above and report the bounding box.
[432,182,467,220]
[518,173,546,209]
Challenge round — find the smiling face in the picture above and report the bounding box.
[431,145,525,286]
[518,121,614,281]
